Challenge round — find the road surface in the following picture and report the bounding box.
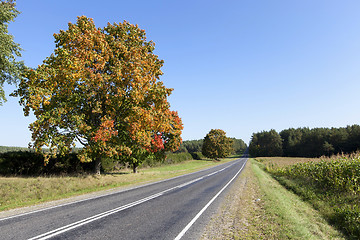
[0,156,248,240]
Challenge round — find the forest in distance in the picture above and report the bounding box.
[249,124,360,158]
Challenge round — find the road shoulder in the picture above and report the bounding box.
[201,159,345,239]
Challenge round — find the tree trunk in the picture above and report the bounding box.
[132,163,138,173]
[94,157,101,175]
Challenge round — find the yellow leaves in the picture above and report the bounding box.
[92,117,118,143]
[15,15,183,168]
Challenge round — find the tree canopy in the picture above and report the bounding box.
[249,129,283,157]
[202,129,233,160]
[13,16,183,174]
[249,125,360,158]
[0,0,24,105]
[230,138,247,155]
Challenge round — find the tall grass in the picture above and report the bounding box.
[260,154,360,239]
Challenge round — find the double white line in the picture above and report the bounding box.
[28,161,241,240]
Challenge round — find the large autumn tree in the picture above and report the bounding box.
[202,129,233,160]
[0,0,24,105]
[13,16,183,174]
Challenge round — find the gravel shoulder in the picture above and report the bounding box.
[201,159,345,239]
[201,158,270,239]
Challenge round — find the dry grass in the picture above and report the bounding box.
[0,159,231,211]
[255,156,320,170]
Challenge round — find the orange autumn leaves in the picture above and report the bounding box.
[14,16,183,165]
[92,118,118,143]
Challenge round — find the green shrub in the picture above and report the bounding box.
[190,152,204,160]
[0,150,195,175]
[0,151,95,175]
[165,152,193,164]
[0,151,44,175]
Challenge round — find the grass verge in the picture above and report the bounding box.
[202,159,345,239]
[0,158,233,212]
[261,155,360,239]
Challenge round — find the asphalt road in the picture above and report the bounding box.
[0,157,248,240]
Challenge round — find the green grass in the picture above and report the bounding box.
[0,158,233,212]
[248,159,345,239]
[201,159,344,239]
[256,155,360,239]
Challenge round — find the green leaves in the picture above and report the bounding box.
[0,0,24,105]
[249,129,283,157]
[202,129,233,160]
[13,16,183,173]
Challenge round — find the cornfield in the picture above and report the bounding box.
[261,153,360,238]
[274,154,360,195]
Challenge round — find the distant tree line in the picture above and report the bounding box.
[0,146,31,153]
[249,125,360,158]
[178,137,247,157]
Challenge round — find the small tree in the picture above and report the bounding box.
[202,129,233,160]
[0,0,24,105]
[13,16,183,174]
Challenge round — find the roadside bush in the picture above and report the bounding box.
[45,154,95,174]
[0,150,195,175]
[165,152,193,164]
[190,152,204,160]
[0,151,44,175]
[0,151,95,175]
[101,157,124,172]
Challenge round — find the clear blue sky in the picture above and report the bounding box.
[1,0,360,147]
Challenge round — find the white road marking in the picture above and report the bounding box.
[174,158,247,240]
[27,160,241,240]
[0,159,237,222]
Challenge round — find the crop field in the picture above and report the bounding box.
[255,156,320,170]
[255,154,360,239]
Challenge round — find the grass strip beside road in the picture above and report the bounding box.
[202,159,345,239]
[0,159,233,212]
[251,159,344,239]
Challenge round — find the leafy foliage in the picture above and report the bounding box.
[0,151,95,175]
[230,138,247,154]
[249,129,282,157]
[13,16,183,173]
[202,129,233,160]
[0,0,24,105]
[180,139,203,153]
[250,125,360,158]
[280,125,360,157]
[181,138,246,156]
[0,145,30,153]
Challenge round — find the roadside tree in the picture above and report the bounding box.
[202,129,233,160]
[13,16,183,174]
[0,0,24,105]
